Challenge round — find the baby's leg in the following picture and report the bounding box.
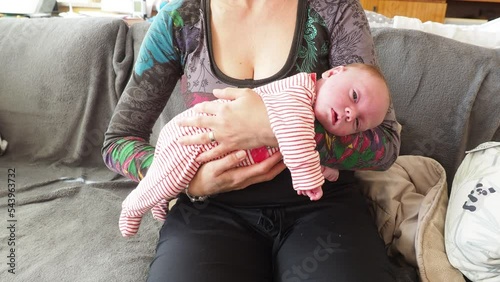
[297,187,323,201]
[120,118,201,237]
[321,166,339,182]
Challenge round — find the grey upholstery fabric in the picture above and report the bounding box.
[372,28,500,187]
[0,17,131,166]
[0,18,159,282]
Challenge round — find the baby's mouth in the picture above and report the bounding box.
[331,108,338,126]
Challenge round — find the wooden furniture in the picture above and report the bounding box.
[446,0,500,21]
[360,0,448,23]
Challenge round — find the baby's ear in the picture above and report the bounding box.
[321,66,345,79]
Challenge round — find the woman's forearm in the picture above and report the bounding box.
[316,118,401,171]
[102,136,155,182]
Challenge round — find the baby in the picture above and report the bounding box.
[120,63,390,237]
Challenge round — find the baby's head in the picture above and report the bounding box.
[314,63,390,136]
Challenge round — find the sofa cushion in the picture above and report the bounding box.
[0,18,133,166]
[371,28,500,188]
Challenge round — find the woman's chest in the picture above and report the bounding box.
[208,2,300,81]
[179,5,330,107]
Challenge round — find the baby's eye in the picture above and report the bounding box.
[352,91,358,102]
[355,118,360,131]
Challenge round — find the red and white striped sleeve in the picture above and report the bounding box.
[119,108,213,237]
[256,73,324,191]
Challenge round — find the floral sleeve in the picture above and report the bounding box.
[312,0,401,171]
[102,2,184,182]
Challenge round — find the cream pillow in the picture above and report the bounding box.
[445,142,500,282]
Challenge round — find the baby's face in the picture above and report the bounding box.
[314,66,389,136]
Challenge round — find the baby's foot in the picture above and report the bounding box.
[119,208,142,237]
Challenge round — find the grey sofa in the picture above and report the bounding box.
[0,17,498,282]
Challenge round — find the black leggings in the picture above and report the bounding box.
[147,186,396,282]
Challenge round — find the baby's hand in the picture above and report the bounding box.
[321,166,339,182]
[297,187,323,201]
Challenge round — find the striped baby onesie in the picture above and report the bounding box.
[119,72,325,237]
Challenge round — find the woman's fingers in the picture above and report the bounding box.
[211,150,248,176]
[192,100,226,115]
[237,152,282,178]
[244,153,285,181]
[177,132,213,146]
[187,151,285,196]
[177,131,232,161]
[233,153,286,188]
[176,113,217,128]
[195,143,232,163]
[223,152,285,188]
[186,150,247,196]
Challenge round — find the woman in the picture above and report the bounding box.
[103,0,401,281]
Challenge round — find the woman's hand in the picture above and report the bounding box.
[177,87,278,163]
[186,150,286,196]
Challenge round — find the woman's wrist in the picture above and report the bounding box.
[184,185,208,202]
[260,130,278,148]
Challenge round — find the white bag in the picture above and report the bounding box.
[445,142,500,282]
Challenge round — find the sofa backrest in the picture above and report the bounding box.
[372,28,500,185]
[0,17,133,166]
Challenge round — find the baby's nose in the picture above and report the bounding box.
[345,107,356,121]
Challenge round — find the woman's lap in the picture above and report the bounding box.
[147,194,274,282]
[274,190,395,282]
[147,188,396,282]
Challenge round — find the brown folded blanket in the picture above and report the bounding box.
[356,155,465,282]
